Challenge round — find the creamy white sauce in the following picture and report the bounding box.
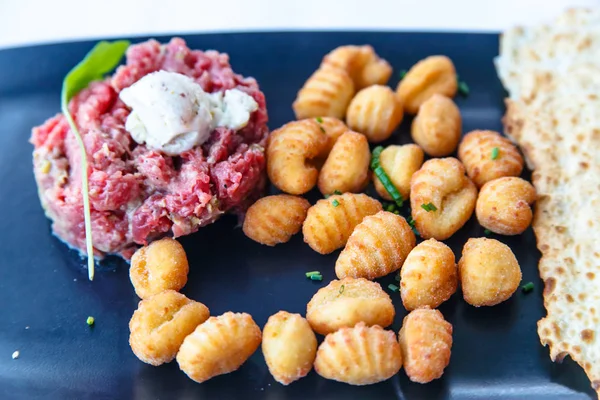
[119,71,258,155]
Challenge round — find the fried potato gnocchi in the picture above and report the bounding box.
[176,312,262,383]
[400,239,457,311]
[129,290,210,366]
[458,130,524,188]
[318,117,349,156]
[293,66,355,119]
[346,85,404,143]
[399,308,453,383]
[130,237,189,299]
[303,193,382,254]
[306,278,395,335]
[262,311,317,385]
[335,211,416,280]
[476,177,536,235]
[267,119,328,195]
[458,238,522,307]
[322,45,392,89]
[396,55,457,114]
[318,131,370,195]
[314,322,402,385]
[411,94,462,157]
[410,157,477,240]
[374,144,424,201]
[243,195,310,246]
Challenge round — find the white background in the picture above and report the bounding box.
[0,0,597,49]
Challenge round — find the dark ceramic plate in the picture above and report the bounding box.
[0,32,595,400]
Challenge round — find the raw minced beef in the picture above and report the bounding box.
[30,38,269,259]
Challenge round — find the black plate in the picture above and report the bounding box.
[0,32,594,400]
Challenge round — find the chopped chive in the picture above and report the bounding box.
[484,229,492,235]
[388,284,399,293]
[398,70,407,80]
[333,190,342,195]
[332,199,340,207]
[491,147,500,160]
[394,273,400,282]
[385,203,396,213]
[86,316,95,326]
[339,284,345,295]
[394,210,400,215]
[457,75,469,96]
[316,117,323,123]
[371,146,403,207]
[310,274,323,281]
[305,271,321,278]
[522,282,534,293]
[319,126,326,133]
[421,203,437,212]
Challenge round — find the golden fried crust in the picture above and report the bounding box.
[306,278,395,335]
[176,312,262,383]
[318,117,349,157]
[357,58,393,89]
[302,193,382,254]
[335,211,416,280]
[399,308,453,383]
[396,55,457,114]
[262,311,317,385]
[374,144,424,201]
[410,157,477,240]
[267,120,329,195]
[458,238,522,307]
[130,238,189,299]
[318,131,370,195]
[293,66,355,119]
[458,130,524,188]
[400,239,458,311]
[129,290,210,366]
[476,177,537,235]
[322,45,392,89]
[314,322,402,385]
[411,94,462,157]
[243,195,310,246]
[346,85,404,143]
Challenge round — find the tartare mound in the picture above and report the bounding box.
[31,38,269,259]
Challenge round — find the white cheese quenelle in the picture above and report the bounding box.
[119,70,258,155]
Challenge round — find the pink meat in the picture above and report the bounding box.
[31,38,269,259]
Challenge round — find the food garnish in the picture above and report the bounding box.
[86,316,95,326]
[331,199,340,207]
[387,284,399,293]
[61,40,129,280]
[421,203,437,212]
[491,147,500,160]
[310,274,323,281]
[521,282,534,293]
[305,271,321,278]
[457,76,469,96]
[371,146,403,207]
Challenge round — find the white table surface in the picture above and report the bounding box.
[0,0,596,49]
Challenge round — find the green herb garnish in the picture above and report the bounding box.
[371,146,403,208]
[491,147,500,160]
[305,271,321,278]
[457,75,469,96]
[333,190,342,195]
[394,273,400,282]
[61,40,129,281]
[407,215,420,236]
[398,70,407,80]
[316,117,323,123]
[86,316,95,326]
[310,274,323,281]
[339,284,345,295]
[332,199,340,207]
[385,203,396,213]
[522,282,534,293]
[388,284,399,293]
[421,203,437,212]
[484,229,492,235]
[319,126,326,133]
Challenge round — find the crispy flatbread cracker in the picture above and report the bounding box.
[497,8,600,396]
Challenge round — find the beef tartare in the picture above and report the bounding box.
[31,38,269,259]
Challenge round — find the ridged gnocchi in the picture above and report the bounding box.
[476,177,536,235]
[410,157,477,240]
[411,94,462,157]
[318,131,370,195]
[399,308,453,383]
[400,239,458,311]
[458,130,524,188]
[373,144,424,201]
[130,237,189,299]
[314,322,402,385]
[129,290,210,366]
[243,195,310,246]
[318,117,349,156]
[267,119,328,195]
[293,66,355,119]
[335,211,416,280]
[396,55,457,114]
[262,311,317,385]
[346,85,404,143]
[303,193,382,254]
[176,312,262,383]
[306,278,395,335]
[322,45,392,89]
[358,57,393,89]
[458,238,522,307]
